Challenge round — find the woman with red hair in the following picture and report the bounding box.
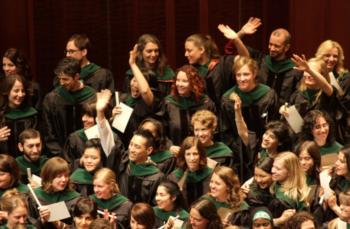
[161,65,216,145]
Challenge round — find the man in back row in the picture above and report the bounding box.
[65,34,115,92]
[225,17,302,106]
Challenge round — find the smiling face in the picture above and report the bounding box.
[81,148,101,172]
[254,167,273,189]
[19,137,42,162]
[298,150,315,174]
[155,185,175,211]
[235,64,256,92]
[93,178,113,200]
[312,116,329,146]
[335,152,349,177]
[58,73,79,91]
[209,173,228,202]
[322,47,339,72]
[74,213,94,229]
[52,172,69,192]
[128,135,151,164]
[193,122,213,146]
[82,114,95,130]
[8,80,26,108]
[142,42,159,67]
[7,205,28,228]
[130,216,147,229]
[271,159,289,183]
[261,130,279,153]
[66,40,85,61]
[176,71,191,97]
[2,57,17,76]
[268,34,289,61]
[185,41,204,65]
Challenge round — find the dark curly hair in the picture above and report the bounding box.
[264,120,293,152]
[171,65,205,102]
[299,110,335,147]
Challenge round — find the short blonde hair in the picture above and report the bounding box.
[233,56,258,76]
[0,189,28,214]
[191,109,217,130]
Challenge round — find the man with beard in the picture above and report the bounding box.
[42,57,96,155]
[225,18,302,106]
[16,128,47,184]
[64,33,115,92]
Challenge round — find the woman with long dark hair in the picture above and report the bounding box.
[125,34,175,99]
[153,180,188,228]
[2,48,41,110]
[0,74,38,157]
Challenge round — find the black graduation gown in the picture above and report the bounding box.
[117,159,164,204]
[221,84,278,180]
[168,167,213,207]
[41,86,96,155]
[161,94,216,145]
[0,106,38,157]
[90,194,133,229]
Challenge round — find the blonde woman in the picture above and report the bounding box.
[90,168,132,229]
[0,189,36,229]
[315,40,347,78]
[201,166,250,227]
[270,152,309,225]
[315,40,350,144]
[191,110,233,167]
[288,55,336,117]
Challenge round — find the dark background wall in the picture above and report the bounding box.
[1,0,349,94]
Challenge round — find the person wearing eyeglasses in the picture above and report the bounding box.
[62,34,115,92]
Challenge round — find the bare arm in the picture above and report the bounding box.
[218,24,249,57]
[292,54,333,96]
[230,92,249,145]
[129,44,154,106]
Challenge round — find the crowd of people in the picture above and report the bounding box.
[0,17,349,229]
